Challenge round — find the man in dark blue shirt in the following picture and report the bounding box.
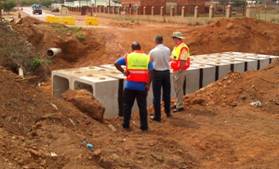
[115,42,153,131]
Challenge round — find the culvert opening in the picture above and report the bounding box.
[53,76,70,96]
[74,81,93,94]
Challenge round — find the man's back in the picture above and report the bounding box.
[149,44,170,71]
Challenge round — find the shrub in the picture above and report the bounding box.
[1,0,16,12]
[0,21,34,72]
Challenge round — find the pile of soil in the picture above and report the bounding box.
[187,18,279,55]
[186,62,279,114]
[12,17,102,69]
[73,17,279,67]
[62,90,105,122]
[0,67,108,168]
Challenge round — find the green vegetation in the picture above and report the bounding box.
[0,21,49,73]
[51,24,87,41]
[30,56,43,71]
[0,0,53,9]
[21,0,53,7]
[51,24,82,34]
[0,0,16,12]
[76,32,86,42]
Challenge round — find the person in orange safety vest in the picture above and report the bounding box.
[170,32,191,112]
[114,42,153,131]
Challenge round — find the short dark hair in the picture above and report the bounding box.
[155,35,163,44]
[131,41,141,51]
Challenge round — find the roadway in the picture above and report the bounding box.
[21,7,54,21]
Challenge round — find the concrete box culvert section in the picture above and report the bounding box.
[193,57,246,73]
[192,60,232,80]
[52,52,278,118]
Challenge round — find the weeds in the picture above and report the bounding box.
[51,24,82,35]
[76,32,86,42]
[0,21,50,73]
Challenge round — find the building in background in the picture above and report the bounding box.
[64,0,121,7]
[121,0,210,14]
[62,0,210,14]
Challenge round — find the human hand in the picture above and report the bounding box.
[145,83,150,91]
[123,70,129,76]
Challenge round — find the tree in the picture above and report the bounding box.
[0,0,4,19]
[3,0,16,12]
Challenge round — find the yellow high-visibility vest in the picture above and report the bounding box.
[126,52,150,82]
[171,43,190,60]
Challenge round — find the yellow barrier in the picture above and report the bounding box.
[46,16,98,26]
[60,16,76,25]
[46,16,60,24]
[46,16,76,25]
[85,16,99,26]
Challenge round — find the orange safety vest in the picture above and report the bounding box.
[170,42,190,71]
[125,51,150,83]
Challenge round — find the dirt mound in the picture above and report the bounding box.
[13,17,102,69]
[0,68,107,168]
[63,90,105,122]
[186,62,279,114]
[0,67,198,169]
[187,18,279,55]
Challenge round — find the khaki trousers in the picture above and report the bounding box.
[173,70,186,109]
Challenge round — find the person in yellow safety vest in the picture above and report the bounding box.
[114,42,153,131]
[170,32,191,112]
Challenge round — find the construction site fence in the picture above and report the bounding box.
[65,4,247,17]
[250,5,279,23]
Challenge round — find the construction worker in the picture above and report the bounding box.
[149,35,171,122]
[114,42,153,131]
[170,32,191,112]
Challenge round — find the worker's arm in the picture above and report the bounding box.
[114,57,127,76]
[114,63,126,75]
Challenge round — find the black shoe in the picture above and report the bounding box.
[140,127,148,131]
[152,118,161,122]
[171,105,176,110]
[166,113,172,118]
[173,107,185,113]
[122,124,130,129]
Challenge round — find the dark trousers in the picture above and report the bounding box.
[152,70,171,120]
[123,89,148,130]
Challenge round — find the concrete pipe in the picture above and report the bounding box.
[47,48,62,58]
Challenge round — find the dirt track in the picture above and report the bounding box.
[0,16,278,168]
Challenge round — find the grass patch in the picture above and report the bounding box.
[51,24,82,35]
[76,32,86,42]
